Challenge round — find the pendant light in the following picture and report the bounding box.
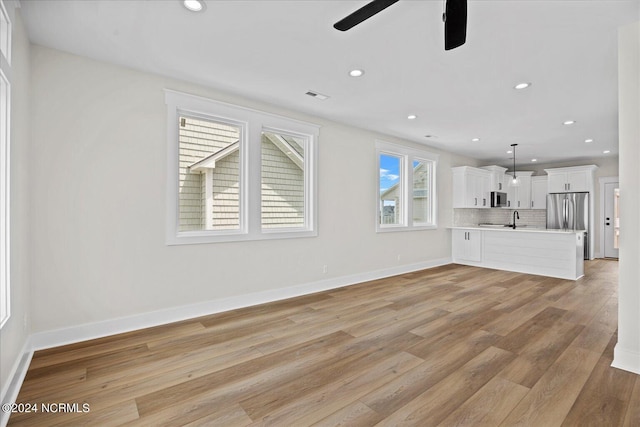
[511,143,520,186]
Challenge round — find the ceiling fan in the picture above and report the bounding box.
[333,0,467,50]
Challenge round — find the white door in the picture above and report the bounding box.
[604,182,619,258]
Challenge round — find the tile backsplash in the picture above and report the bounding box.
[454,208,547,228]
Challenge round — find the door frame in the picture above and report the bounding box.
[599,176,619,258]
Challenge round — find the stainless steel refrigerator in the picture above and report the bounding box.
[547,192,589,259]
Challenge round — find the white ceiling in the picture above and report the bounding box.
[19,0,640,168]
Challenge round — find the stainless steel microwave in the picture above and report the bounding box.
[491,191,508,208]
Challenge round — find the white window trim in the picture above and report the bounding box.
[0,0,10,67]
[165,90,319,245]
[376,140,438,233]
[260,126,314,234]
[0,0,10,330]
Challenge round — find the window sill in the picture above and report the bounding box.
[167,229,318,245]
[376,224,438,233]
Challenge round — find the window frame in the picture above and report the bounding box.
[375,140,438,233]
[0,0,10,66]
[165,90,319,245]
[0,0,10,329]
[260,127,311,233]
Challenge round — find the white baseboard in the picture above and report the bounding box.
[0,338,34,427]
[612,344,640,375]
[30,257,451,351]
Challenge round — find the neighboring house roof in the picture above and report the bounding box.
[262,133,304,169]
[188,140,239,173]
[188,134,304,173]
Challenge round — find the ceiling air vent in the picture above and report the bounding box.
[305,90,329,100]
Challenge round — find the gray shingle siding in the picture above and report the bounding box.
[261,136,304,228]
[178,118,305,232]
[178,117,239,231]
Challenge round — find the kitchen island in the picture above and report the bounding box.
[450,226,585,280]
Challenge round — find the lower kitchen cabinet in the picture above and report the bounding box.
[452,229,482,262]
[450,227,584,280]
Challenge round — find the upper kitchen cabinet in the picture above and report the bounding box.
[505,171,534,209]
[452,166,491,208]
[480,165,508,192]
[545,165,598,193]
[531,176,548,209]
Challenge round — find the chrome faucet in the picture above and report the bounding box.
[512,210,520,229]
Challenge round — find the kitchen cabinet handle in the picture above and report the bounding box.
[474,197,477,206]
[499,183,502,190]
[531,200,534,208]
[518,201,520,207]
[483,198,486,206]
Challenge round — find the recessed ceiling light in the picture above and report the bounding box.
[531,159,537,162]
[407,114,417,120]
[507,150,513,154]
[471,138,480,142]
[183,0,205,12]
[349,69,364,77]
[563,120,576,125]
[603,150,611,154]
[585,138,594,143]
[514,82,531,90]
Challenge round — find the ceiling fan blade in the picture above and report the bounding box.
[333,0,399,31]
[444,0,467,50]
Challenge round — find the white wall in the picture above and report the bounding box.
[27,45,474,336]
[613,20,640,375]
[0,4,31,406]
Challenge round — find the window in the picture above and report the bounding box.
[0,0,10,329]
[166,90,319,244]
[379,154,403,225]
[261,130,307,229]
[0,0,9,64]
[376,141,438,232]
[178,116,242,232]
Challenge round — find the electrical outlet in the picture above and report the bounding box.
[322,265,328,274]
[397,254,401,261]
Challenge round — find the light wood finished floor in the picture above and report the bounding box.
[8,260,639,426]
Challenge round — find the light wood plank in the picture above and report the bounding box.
[9,259,629,427]
[437,377,529,426]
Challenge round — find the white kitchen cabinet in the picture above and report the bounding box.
[545,165,598,193]
[505,171,533,209]
[531,176,548,209]
[452,229,482,262]
[452,167,491,208]
[480,165,508,192]
[451,227,584,280]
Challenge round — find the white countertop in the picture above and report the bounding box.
[449,226,585,235]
